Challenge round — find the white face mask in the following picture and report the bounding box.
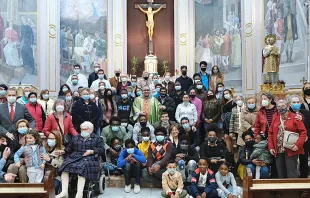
[94,68,100,72]
[56,105,64,112]
[165,76,170,81]
[89,94,95,100]
[121,77,127,82]
[24,92,30,98]
[236,100,243,107]
[7,96,17,104]
[262,99,269,107]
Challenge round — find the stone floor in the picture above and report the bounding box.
[98,187,163,198]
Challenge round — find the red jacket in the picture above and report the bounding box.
[268,112,307,157]
[43,112,78,137]
[26,103,44,131]
[253,107,276,136]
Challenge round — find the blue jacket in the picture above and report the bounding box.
[0,158,6,180]
[198,72,210,91]
[117,147,146,168]
[190,168,217,197]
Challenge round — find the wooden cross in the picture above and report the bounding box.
[300,77,308,84]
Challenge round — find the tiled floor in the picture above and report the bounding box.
[98,187,163,198]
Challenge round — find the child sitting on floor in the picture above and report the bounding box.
[103,137,123,175]
[161,160,188,198]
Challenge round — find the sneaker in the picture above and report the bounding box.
[55,192,68,198]
[124,185,131,193]
[134,184,140,194]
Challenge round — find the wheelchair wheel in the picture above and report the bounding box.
[87,190,95,198]
[99,174,106,194]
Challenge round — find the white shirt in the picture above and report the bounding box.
[198,172,207,187]
[175,103,198,125]
[8,102,16,113]
[90,79,111,91]
[68,82,84,92]
[66,73,88,88]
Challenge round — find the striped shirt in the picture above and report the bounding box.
[265,107,276,133]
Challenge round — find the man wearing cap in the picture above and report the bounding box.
[175,65,193,93]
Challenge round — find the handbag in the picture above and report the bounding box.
[53,114,72,146]
[280,117,299,149]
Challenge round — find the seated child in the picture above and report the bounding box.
[162,160,188,198]
[175,135,198,182]
[215,162,242,198]
[186,157,218,198]
[103,137,123,175]
[250,133,273,179]
[137,127,151,159]
[117,139,146,194]
[14,130,46,183]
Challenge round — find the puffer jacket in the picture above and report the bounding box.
[250,140,273,164]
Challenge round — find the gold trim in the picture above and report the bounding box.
[179,33,187,45]
[48,24,56,38]
[114,34,122,46]
[245,22,253,37]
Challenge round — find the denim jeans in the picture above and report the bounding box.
[246,164,269,179]
[142,166,165,186]
[122,162,142,185]
[55,179,61,195]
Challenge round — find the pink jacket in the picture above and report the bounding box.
[190,97,202,123]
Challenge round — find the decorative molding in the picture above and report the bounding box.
[114,34,122,46]
[179,33,187,45]
[245,23,253,37]
[48,24,56,38]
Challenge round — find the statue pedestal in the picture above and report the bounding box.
[144,54,158,74]
[260,83,286,100]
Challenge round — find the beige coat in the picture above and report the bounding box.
[37,99,55,116]
[162,170,184,194]
[209,74,224,92]
[238,107,258,146]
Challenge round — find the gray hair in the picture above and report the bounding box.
[234,94,244,100]
[53,98,66,112]
[276,99,288,106]
[79,88,90,95]
[80,121,94,132]
[288,94,302,103]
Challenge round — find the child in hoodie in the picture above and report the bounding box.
[250,133,273,179]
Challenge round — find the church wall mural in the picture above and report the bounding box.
[195,0,242,92]
[60,0,107,85]
[0,0,38,86]
[264,0,309,88]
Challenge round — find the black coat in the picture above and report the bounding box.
[88,72,107,88]
[71,99,99,132]
[175,145,199,164]
[58,133,104,181]
[157,96,176,120]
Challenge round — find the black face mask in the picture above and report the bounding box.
[74,96,80,101]
[245,140,254,147]
[190,95,196,99]
[207,95,215,100]
[304,89,310,96]
[160,94,166,98]
[208,137,217,143]
[143,77,149,80]
[180,144,189,151]
[140,121,147,127]
[181,71,187,75]
[115,73,120,77]
[106,94,112,99]
[0,144,6,152]
[201,68,207,72]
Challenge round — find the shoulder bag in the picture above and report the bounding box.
[280,117,299,149]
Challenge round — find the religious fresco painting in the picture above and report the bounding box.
[0,0,37,86]
[264,0,309,87]
[60,0,107,85]
[195,0,242,91]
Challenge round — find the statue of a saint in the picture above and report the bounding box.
[263,34,280,83]
[137,5,164,41]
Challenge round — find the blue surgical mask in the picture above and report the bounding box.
[183,101,189,105]
[131,82,137,87]
[47,139,56,147]
[247,104,256,110]
[98,74,104,79]
[81,132,90,138]
[182,123,190,130]
[142,137,150,142]
[127,148,135,154]
[82,95,90,100]
[18,127,28,134]
[175,86,181,91]
[43,94,49,100]
[155,88,160,92]
[0,90,6,96]
[128,92,132,97]
[156,135,165,142]
[121,94,128,99]
[197,85,203,90]
[291,103,301,111]
[154,79,159,83]
[30,98,37,103]
[72,79,78,85]
[65,96,72,101]
[111,126,120,132]
[137,91,142,96]
[62,88,69,92]
[74,69,80,74]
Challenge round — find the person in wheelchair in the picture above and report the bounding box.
[117,139,146,194]
[56,121,104,198]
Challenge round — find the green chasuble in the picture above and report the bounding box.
[130,96,161,124]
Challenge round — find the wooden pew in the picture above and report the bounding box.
[0,169,55,198]
[243,167,310,198]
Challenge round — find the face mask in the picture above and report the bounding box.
[247,104,255,110]
[94,68,100,72]
[160,93,166,98]
[121,77,127,82]
[18,127,28,134]
[213,70,218,74]
[291,103,301,111]
[236,100,243,107]
[165,76,170,81]
[43,94,49,100]
[245,140,254,147]
[154,79,159,84]
[175,86,181,91]
[24,92,30,98]
[74,96,80,101]
[140,121,147,127]
[304,89,310,96]
[112,91,117,95]
[113,144,122,151]
[7,96,17,104]
[194,80,200,84]
[201,67,207,72]
[156,135,165,142]
[30,98,37,103]
[183,101,189,105]
[0,90,6,96]
[278,107,288,114]
[121,94,128,99]
[99,86,105,90]
[162,121,169,125]
[81,132,90,138]
[115,73,120,77]
[207,95,215,100]
[167,168,176,175]
[261,99,269,107]
[190,95,196,99]
[131,82,137,87]
[47,139,56,147]
[56,105,64,112]
[98,74,104,79]
[111,126,120,132]
[65,96,72,101]
[137,91,142,96]
[89,94,95,100]
[0,144,6,151]
[197,85,203,90]
[182,123,190,130]
[128,92,132,97]
[224,94,231,100]
[208,137,217,143]
[127,148,135,154]
[155,88,160,92]
[72,80,78,85]
[180,144,189,151]
[143,76,149,80]
[181,71,187,75]
[218,87,224,92]
[82,95,90,100]
[142,136,150,142]
[62,88,68,92]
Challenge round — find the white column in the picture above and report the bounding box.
[107,0,127,78]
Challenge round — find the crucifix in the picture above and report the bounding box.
[135,0,166,54]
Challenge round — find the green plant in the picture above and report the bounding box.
[131,56,139,74]
[162,60,169,74]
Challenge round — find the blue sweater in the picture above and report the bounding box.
[117,148,146,168]
[0,158,6,179]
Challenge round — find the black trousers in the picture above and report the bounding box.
[299,140,310,178]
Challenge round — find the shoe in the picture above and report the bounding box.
[133,184,140,194]
[124,185,131,193]
[55,192,68,198]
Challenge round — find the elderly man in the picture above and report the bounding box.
[137,71,151,88]
[131,85,161,124]
[16,86,31,105]
[67,74,85,92]
[66,64,88,88]
[109,69,121,88]
[116,74,132,95]
[90,69,111,91]
[88,62,107,88]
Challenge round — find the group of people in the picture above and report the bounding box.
[0,60,309,198]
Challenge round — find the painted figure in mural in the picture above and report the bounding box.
[195,36,204,64]
[92,1,99,17]
[83,33,94,59]
[263,34,280,83]
[66,27,73,48]
[265,0,277,35]
[211,29,224,67]
[29,19,36,62]
[231,29,242,67]
[3,21,23,67]
[93,31,106,61]
[284,0,298,63]
[60,25,68,59]
[274,11,284,61]
[201,34,212,64]
[0,13,4,60]
[221,28,232,73]
[75,29,84,47]
[20,15,35,73]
